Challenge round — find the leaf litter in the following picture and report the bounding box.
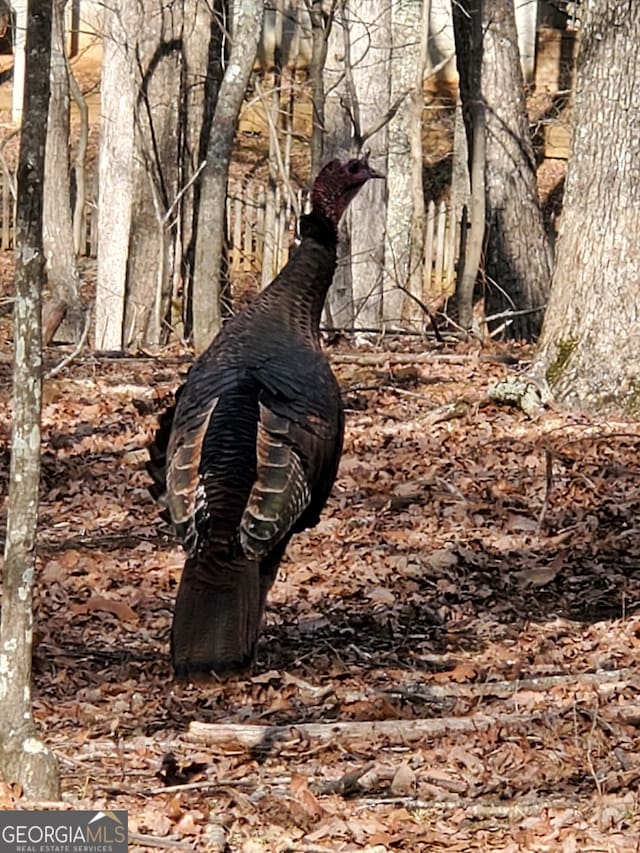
[1,338,640,850]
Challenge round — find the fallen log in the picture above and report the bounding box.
[188,702,640,751]
[187,711,537,750]
[330,352,519,366]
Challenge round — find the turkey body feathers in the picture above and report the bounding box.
[148,157,380,678]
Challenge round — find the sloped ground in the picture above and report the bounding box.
[1,335,640,851]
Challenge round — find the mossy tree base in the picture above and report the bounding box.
[533,2,640,415]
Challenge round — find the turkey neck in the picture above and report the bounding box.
[254,211,337,348]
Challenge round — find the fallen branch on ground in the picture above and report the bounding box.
[187,711,538,750]
[331,352,519,366]
[355,796,581,820]
[129,832,194,851]
[311,761,375,795]
[382,667,637,703]
[188,701,640,751]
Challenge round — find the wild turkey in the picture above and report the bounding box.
[147,156,382,677]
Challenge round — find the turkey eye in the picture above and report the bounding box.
[348,162,360,174]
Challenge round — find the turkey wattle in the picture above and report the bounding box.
[147,156,382,678]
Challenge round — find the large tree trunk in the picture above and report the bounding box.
[43,0,83,343]
[384,0,429,328]
[482,0,552,340]
[324,0,390,330]
[0,0,60,800]
[191,0,263,354]
[532,1,640,413]
[97,0,218,350]
[454,0,552,341]
[95,1,135,349]
[124,0,184,348]
[452,0,484,333]
[179,0,221,340]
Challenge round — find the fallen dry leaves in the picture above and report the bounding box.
[1,335,640,851]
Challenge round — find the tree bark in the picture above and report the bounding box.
[192,0,263,354]
[68,54,89,256]
[384,0,429,328]
[482,0,552,340]
[124,0,184,348]
[11,2,26,124]
[0,0,60,800]
[95,1,135,349]
[306,0,334,179]
[97,0,217,350]
[180,0,225,339]
[452,1,484,333]
[43,0,83,343]
[454,0,552,341]
[324,0,390,330]
[532,1,640,413]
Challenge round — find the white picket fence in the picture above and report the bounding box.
[0,171,459,309]
[227,180,459,297]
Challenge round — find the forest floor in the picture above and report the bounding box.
[2,328,640,851]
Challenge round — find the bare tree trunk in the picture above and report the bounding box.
[481,0,552,340]
[180,0,224,339]
[0,0,60,799]
[406,0,431,321]
[124,0,184,348]
[452,0,484,333]
[453,0,552,341]
[192,0,264,354]
[532,1,640,413]
[324,0,390,330]
[11,1,26,124]
[95,1,135,349]
[260,0,284,290]
[306,0,334,179]
[97,0,218,350]
[384,0,429,328]
[449,96,470,314]
[43,0,83,343]
[68,56,89,256]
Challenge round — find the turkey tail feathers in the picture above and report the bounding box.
[171,555,262,678]
[146,403,177,520]
[240,403,311,560]
[166,396,219,537]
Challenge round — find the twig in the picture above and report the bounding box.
[360,91,409,148]
[537,448,554,531]
[44,305,92,379]
[129,832,194,851]
[138,779,255,797]
[163,159,208,228]
[311,761,375,795]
